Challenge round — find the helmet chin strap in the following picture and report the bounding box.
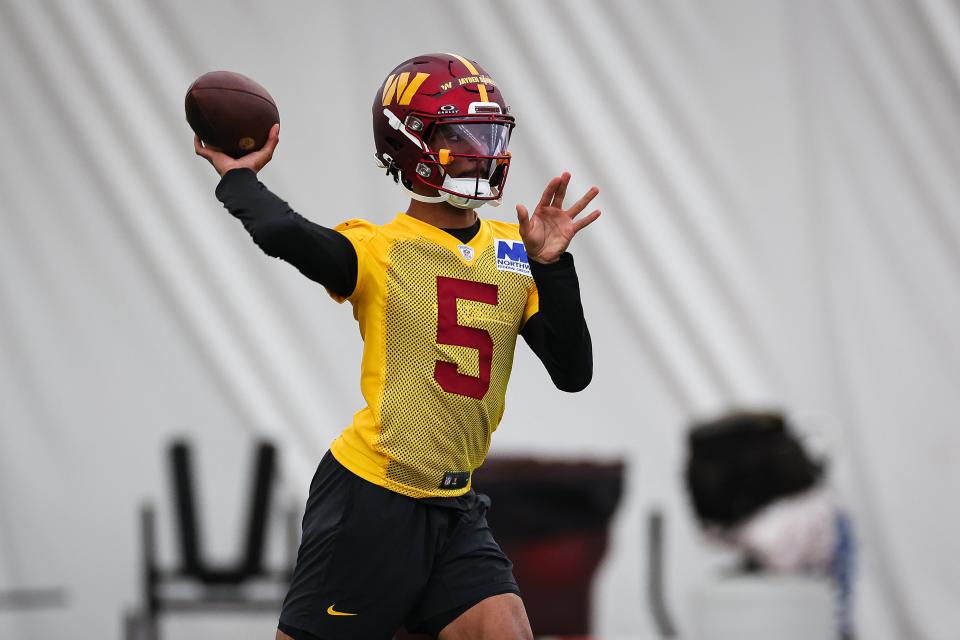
[400,172,502,209]
[402,182,447,204]
[447,197,487,210]
[442,175,495,209]
[445,193,501,209]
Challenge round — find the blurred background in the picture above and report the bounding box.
[1,0,958,638]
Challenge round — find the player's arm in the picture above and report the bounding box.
[215,169,356,297]
[521,254,593,392]
[517,172,601,392]
[195,125,357,298]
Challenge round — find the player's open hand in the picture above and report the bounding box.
[516,172,601,264]
[194,123,280,177]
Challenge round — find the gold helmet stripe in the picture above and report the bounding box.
[446,52,489,102]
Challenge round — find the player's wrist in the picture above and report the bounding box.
[529,252,574,274]
[216,161,243,177]
[528,245,566,264]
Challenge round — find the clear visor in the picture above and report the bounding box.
[429,122,511,179]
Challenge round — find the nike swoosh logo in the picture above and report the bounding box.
[326,604,358,617]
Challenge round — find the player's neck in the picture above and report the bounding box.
[405,198,478,229]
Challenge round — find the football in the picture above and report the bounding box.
[185,70,279,158]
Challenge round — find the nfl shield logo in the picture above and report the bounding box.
[457,244,474,261]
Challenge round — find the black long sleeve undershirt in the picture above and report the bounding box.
[215,168,592,391]
[216,168,357,298]
[523,255,593,392]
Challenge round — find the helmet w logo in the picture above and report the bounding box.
[382,72,430,106]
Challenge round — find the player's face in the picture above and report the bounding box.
[430,122,510,180]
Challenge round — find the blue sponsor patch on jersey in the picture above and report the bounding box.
[494,238,531,276]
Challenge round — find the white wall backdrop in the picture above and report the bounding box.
[1,0,958,638]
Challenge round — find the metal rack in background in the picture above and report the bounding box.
[124,439,298,640]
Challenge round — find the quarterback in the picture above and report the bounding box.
[194,52,600,640]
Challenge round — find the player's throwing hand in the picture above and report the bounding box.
[194,123,281,177]
[516,172,601,264]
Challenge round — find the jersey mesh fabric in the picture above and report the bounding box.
[328,214,539,498]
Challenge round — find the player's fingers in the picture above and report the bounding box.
[194,134,210,158]
[572,209,602,232]
[195,135,229,160]
[516,203,530,231]
[536,176,561,211]
[250,123,280,164]
[568,186,600,218]
[550,172,571,209]
[264,123,280,152]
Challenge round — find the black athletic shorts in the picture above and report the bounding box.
[277,451,520,640]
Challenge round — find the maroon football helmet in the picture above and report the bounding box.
[372,52,515,209]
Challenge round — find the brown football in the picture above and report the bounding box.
[185,70,279,158]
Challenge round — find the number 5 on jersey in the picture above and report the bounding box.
[434,276,499,400]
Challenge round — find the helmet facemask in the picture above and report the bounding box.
[420,117,512,208]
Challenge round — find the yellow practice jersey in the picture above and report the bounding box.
[328,213,539,498]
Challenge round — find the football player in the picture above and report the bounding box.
[194,52,600,640]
